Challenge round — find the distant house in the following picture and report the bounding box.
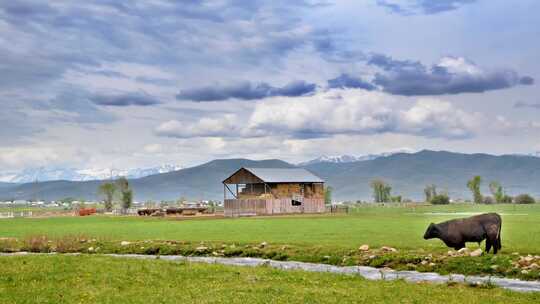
[222,167,325,217]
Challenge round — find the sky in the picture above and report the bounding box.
[1,0,539,172]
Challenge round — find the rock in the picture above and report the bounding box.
[196,246,209,252]
[447,250,455,256]
[470,249,482,257]
[457,248,469,254]
[369,255,377,259]
[323,255,331,259]
[521,269,529,275]
[259,242,268,248]
[490,265,499,270]
[120,241,131,246]
[87,247,94,252]
[212,251,219,256]
[380,246,397,253]
[429,263,436,267]
[359,244,370,251]
[529,263,539,270]
[406,263,416,269]
[420,260,428,265]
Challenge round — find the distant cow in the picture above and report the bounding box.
[423,213,502,254]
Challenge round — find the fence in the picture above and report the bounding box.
[224,198,325,217]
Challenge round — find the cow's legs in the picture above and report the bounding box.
[453,243,465,250]
[485,238,492,253]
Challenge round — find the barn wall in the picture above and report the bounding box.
[224,198,325,217]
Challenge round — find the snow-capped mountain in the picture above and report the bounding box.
[0,164,183,183]
[298,149,414,166]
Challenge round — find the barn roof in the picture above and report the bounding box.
[224,167,324,183]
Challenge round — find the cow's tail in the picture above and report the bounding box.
[496,214,502,251]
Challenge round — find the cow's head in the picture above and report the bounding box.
[423,223,440,240]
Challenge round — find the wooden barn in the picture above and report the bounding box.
[222,167,325,217]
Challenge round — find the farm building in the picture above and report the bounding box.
[222,167,325,217]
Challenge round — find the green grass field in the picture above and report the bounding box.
[1,204,539,253]
[1,255,538,304]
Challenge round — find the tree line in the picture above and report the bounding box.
[360,176,537,204]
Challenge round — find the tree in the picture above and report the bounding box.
[467,176,482,204]
[370,179,392,203]
[324,186,333,205]
[99,182,116,212]
[489,181,504,204]
[116,177,133,212]
[430,194,450,205]
[514,194,536,204]
[424,184,437,203]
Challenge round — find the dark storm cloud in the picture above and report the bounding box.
[520,76,535,85]
[368,54,534,96]
[514,101,540,110]
[377,0,477,15]
[90,92,161,106]
[327,74,376,90]
[176,81,317,102]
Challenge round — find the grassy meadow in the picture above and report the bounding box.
[1,255,539,304]
[1,204,540,302]
[1,204,539,253]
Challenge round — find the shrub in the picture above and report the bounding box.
[55,236,84,253]
[514,194,536,204]
[482,196,495,204]
[430,194,450,205]
[501,195,513,204]
[23,235,51,253]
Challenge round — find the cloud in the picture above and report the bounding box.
[398,98,480,138]
[377,0,477,15]
[89,92,160,106]
[369,55,534,96]
[161,90,480,140]
[155,114,242,138]
[327,74,376,90]
[176,81,317,102]
[514,101,540,110]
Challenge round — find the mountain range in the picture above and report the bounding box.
[297,149,414,166]
[0,150,539,202]
[0,164,183,184]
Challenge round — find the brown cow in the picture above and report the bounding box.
[423,213,502,254]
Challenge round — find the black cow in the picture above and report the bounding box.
[423,213,502,254]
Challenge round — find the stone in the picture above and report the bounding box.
[447,250,455,256]
[196,246,209,252]
[259,242,268,248]
[369,255,377,259]
[420,260,428,265]
[120,241,131,246]
[359,244,370,251]
[521,269,529,275]
[529,263,539,270]
[380,246,397,253]
[87,247,94,252]
[490,265,499,270]
[429,263,436,267]
[457,248,469,254]
[470,249,482,257]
